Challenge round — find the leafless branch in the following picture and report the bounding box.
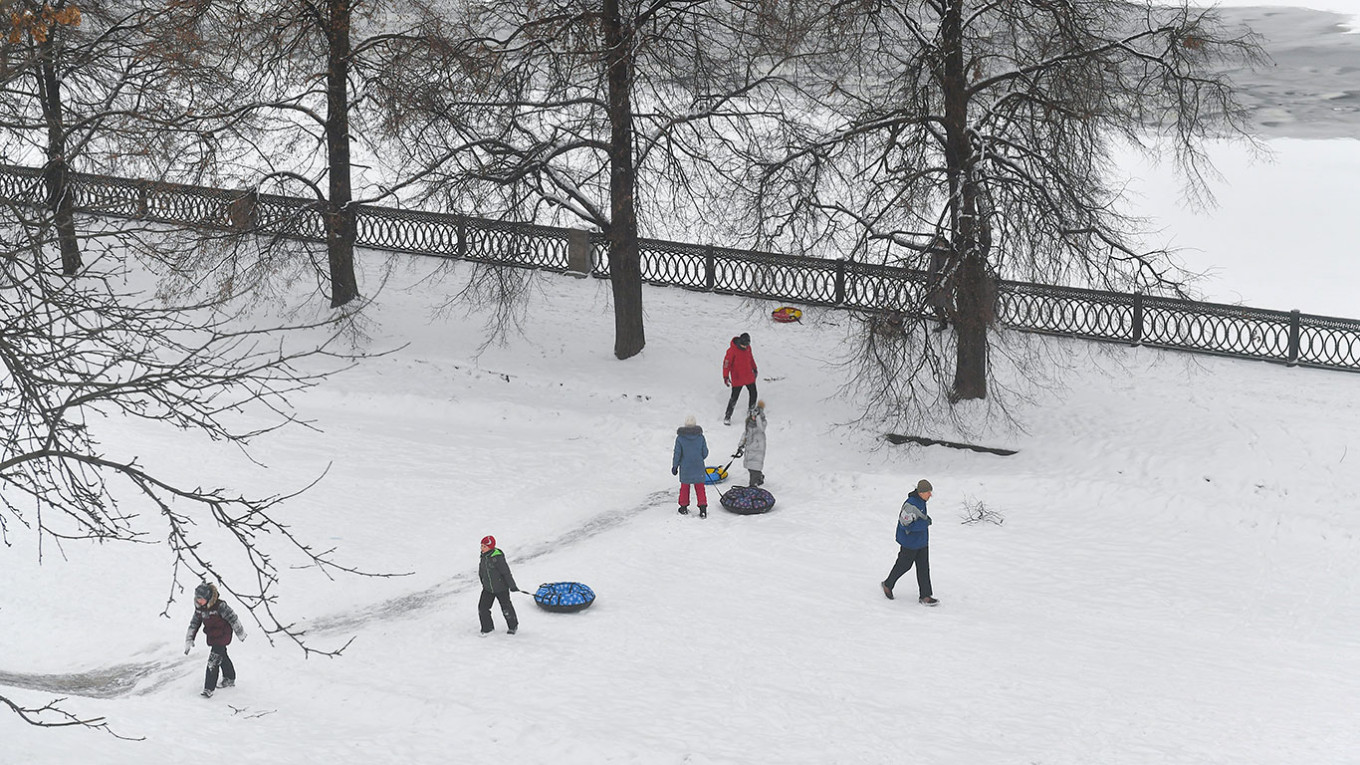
[0,693,143,739]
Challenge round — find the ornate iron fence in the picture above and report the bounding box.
[3,162,1358,373]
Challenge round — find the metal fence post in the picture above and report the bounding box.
[835,259,847,305]
[1131,292,1144,346]
[566,228,591,277]
[228,190,258,231]
[1287,309,1301,365]
[457,216,468,259]
[704,245,716,290]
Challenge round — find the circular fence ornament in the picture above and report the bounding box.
[720,485,776,515]
[533,582,596,613]
[772,306,803,323]
[704,465,729,484]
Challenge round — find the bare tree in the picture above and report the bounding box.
[751,0,1264,407]
[0,0,233,274]
[184,0,443,309]
[384,0,802,359]
[2,12,399,727]
[3,0,95,274]
[1,166,392,725]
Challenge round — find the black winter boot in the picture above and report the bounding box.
[678,505,690,515]
[698,505,707,519]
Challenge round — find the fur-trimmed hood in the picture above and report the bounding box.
[194,583,220,610]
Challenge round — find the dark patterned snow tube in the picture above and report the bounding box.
[719,486,776,515]
[533,582,596,613]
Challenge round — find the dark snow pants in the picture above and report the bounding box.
[479,589,519,633]
[725,383,758,421]
[885,545,932,599]
[205,645,236,691]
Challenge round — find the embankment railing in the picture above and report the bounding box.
[3,163,1357,373]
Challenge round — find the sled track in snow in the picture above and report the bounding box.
[303,489,673,634]
[0,660,181,699]
[0,491,671,700]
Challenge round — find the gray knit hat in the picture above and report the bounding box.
[915,479,933,493]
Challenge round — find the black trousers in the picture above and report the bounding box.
[205,645,235,691]
[725,383,758,419]
[885,545,932,599]
[479,589,519,633]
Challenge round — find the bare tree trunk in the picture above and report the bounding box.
[36,53,81,276]
[940,0,987,400]
[602,0,645,360]
[953,254,989,399]
[325,0,360,308]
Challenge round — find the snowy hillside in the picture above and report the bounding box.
[3,247,1358,763]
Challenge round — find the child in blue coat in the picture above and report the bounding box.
[672,415,710,517]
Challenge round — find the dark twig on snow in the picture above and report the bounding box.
[0,693,144,740]
[960,498,1005,526]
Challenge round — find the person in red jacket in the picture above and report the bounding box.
[722,332,758,425]
[184,582,247,698]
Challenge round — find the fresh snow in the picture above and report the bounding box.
[5,230,1359,762]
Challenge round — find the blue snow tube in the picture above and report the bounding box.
[704,466,728,484]
[719,485,776,515]
[533,582,596,613]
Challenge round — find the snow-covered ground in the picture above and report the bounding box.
[6,5,1360,763]
[4,238,1359,763]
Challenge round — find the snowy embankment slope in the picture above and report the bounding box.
[3,253,1359,764]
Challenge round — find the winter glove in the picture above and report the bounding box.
[734,446,744,458]
[237,630,247,642]
[724,378,731,387]
[671,466,679,476]
[184,640,193,655]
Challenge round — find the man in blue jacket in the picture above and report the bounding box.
[881,479,940,606]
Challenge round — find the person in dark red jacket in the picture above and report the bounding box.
[184,582,247,698]
[722,332,758,425]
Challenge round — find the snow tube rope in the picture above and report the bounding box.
[533,582,596,613]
